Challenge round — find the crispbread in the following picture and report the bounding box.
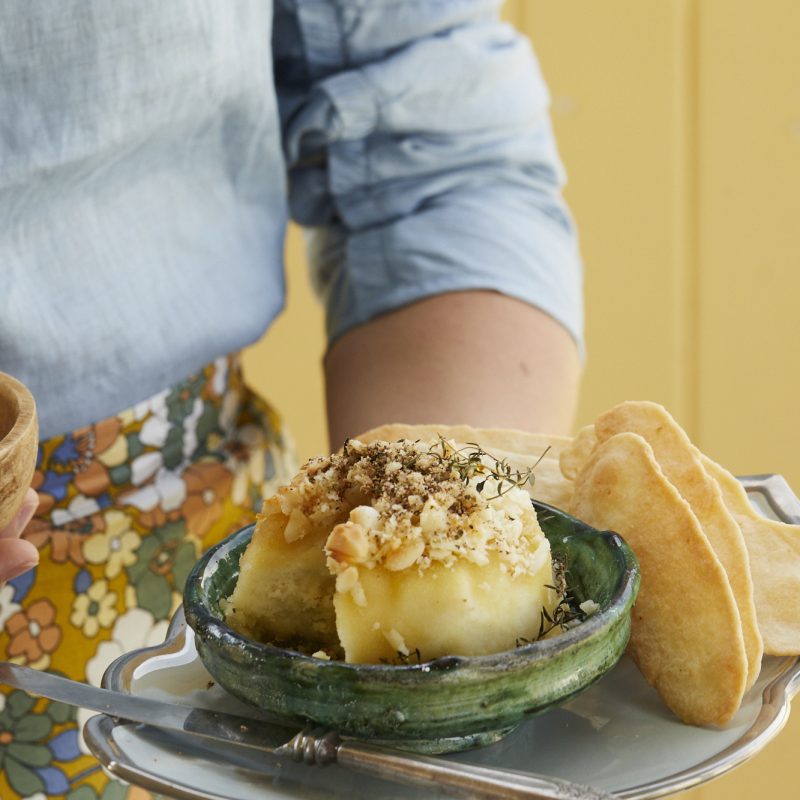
[570,432,748,726]
[355,423,572,460]
[594,402,763,689]
[702,455,800,655]
[355,423,573,508]
[559,424,598,481]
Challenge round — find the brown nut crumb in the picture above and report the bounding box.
[325,522,369,564]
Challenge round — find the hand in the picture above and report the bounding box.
[0,488,39,584]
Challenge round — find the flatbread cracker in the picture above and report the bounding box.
[570,432,748,726]
[559,424,598,480]
[702,456,800,655]
[355,423,573,508]
[594,401,763,689]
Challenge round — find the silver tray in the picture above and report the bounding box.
[84,475,800,800]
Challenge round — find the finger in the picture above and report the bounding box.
[0,538,39,583]
[0,488,39,540]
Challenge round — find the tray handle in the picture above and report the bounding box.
[739,474,800,524]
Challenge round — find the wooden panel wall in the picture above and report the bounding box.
[242,225,327,464]
[516,3,800,798]
[695,0,800,485]
[517,0,697,429]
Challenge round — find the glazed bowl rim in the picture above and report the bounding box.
[184,500,639,674]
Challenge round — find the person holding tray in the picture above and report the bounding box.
[0,2,582,798]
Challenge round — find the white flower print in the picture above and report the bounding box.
[76,608,170,752]
[132,388,169,423]
[50,494,102,527]
[211,357,229,397]
[121,467,187,513]
[0,584,22,629]
[182,396,205,461]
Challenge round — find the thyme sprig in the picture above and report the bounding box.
[428,435,549,500]
[380,648,423,666]
[516,558,591,645]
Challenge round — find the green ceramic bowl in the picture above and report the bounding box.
[184,501,639,753]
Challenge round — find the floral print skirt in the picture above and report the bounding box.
[0,356,296,799]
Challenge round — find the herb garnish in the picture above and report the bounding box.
[516,557,591,645]
[380,648,423,666]
[428,436,549,500]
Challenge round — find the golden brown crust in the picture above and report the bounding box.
[594,401,763,690]
[702,455,800,655]
[559,424,598,481]
[570,432,748,727]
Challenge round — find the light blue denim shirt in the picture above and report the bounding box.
[1,0,582,438]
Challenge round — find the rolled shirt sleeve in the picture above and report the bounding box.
[273,0,584,352]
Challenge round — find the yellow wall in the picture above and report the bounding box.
[243,1,800,796]
[511,4,800,798]
[242,225,327,463]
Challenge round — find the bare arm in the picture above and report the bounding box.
[325,290,581,449]
[279,9,583,446]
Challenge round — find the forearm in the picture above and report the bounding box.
[324,290,581,449]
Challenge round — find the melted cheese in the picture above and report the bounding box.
[336,557,555,663]
[224,438,557,663]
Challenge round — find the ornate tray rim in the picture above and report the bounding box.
[83,475,800,800]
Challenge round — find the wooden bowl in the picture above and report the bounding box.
[0,373,38,529]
